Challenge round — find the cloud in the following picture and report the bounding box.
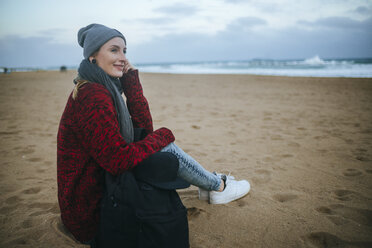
[154,3,198,16]
[298,16,372,31]
[0,35,81,68]
[222,0,279,12]
[226,16,267,31]
[137,17,176,25]
[38,28,68,36]
[122,17,176,25]
[223,0,251,3]
[129,15,372,63]
[354,6,372,15]
[1,13,371,69]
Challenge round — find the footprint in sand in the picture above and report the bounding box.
[191,125,201,130]
[333,189,355,201]
[287,141,300,148]
[316,204,372,226]
[233,198,248,207]
[22,187,41,195]
[187,207,208,221]
[280,154,294,159]
[36,169,46,173]
[21,219,36,229]
[26,157,43,163]
[5,195,22,205]
[272,193,298,203]
[304,232,372,248]
[342,168,362,177]
[355,155,370,162]
[270,135,283,141]
[252,169,271,184]
[313,135,327,140]
[0,131,20,135]
[20,147,35,155]
[5,237,29,246]
[316,205,350,226]
[0,205,18,216]
[7,125,18,129]
[353,148,370,162]
[344,138,354,145]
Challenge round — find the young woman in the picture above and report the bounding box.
[57,23,250,245]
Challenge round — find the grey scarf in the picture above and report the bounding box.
[76,59,134,143]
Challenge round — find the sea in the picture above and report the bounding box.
[135,56,372,78]
[2,56,372,78]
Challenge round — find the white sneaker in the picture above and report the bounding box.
[209,176,250,204]
[198,173,236,201]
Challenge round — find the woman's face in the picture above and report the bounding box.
[91,37,127,78]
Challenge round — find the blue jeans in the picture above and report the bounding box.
[161,143,221,191]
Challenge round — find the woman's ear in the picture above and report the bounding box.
[89,56,96,64]
[89,51,98,64]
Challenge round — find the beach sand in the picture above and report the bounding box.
[0,71,371,247]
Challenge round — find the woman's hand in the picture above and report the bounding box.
[123,59,136,74]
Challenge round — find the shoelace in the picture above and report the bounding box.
[225,172,235,180]
[214,171,235,181]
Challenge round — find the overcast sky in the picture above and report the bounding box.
[0,0,371,68]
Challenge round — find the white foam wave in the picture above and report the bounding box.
[136,58,372,77]
[304,55,326,65]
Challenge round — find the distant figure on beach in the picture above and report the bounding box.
[57,23,250,247]
[60,65,67,72]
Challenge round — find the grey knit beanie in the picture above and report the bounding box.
[78,23,126,58]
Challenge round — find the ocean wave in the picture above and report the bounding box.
[303,55,326,65]
[2,57,371,77]
[137,57,372,77]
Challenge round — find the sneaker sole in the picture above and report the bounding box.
[209,185,250,204]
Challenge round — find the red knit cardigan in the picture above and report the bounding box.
[57,70,175,242]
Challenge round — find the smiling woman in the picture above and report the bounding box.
[89,37,129,78]
[57,23,250,248]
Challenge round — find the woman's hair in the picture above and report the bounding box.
[73,51,98,100]
[72,80,89,100]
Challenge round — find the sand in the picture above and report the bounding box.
[0,70,371,248]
